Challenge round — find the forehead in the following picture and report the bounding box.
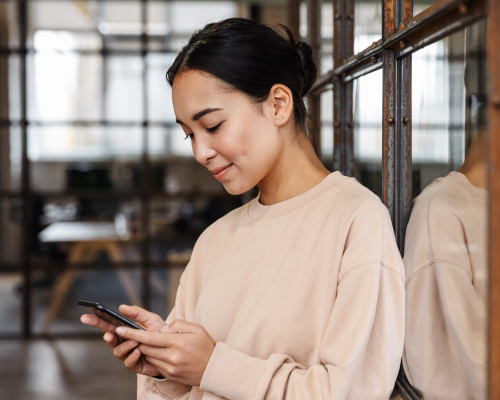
[171,70,232,117]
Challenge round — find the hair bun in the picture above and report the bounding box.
[279,25,317,97]
[293,40,317,97]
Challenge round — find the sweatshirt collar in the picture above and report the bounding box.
[246,171,345,223]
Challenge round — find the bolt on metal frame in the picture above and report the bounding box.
[305,0,500,397]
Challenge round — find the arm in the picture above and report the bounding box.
[199,262,404,400]
[404,263,486,400]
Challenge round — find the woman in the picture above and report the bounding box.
[81,18,405,400]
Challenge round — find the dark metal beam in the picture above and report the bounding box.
[332,0,354,175]
[311,0,487,93]
[18,0,31,339]
[307,0,322,155]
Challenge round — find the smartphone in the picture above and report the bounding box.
[78,300,146,331]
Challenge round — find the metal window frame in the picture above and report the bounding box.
[0,0,238,340]
[305,0,499,398]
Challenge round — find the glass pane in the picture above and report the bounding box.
[28,1,101,50]
[300,2,334,74]
[413,0,439,16]
[0,126,22,193]
[0,197,22,335]
[0,1,20,49]
[34,267,142,334]
[355,1,382,54]
[0,273,22,335]
[0,55,21,121]
[147,53,176,122]
[320,90,333,163]
[150,266,184,319]
[28,126,143,166]
[27,53,102,122]
[353,69,383,198]
[168,1,237,35]
[404,19,488,399]
[100,1,142,51]
[105,56,143,122]
[150,1,237,53]
[0,197,22,265]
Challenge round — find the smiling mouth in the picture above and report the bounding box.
[212,164,233,180]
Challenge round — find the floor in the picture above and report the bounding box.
[0,339,137,400]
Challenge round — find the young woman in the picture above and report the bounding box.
[81,18,405,400]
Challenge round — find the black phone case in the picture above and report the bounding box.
[78,300,146,330]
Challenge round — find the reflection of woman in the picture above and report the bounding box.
[403,112,488,398]
[82,18,405,400]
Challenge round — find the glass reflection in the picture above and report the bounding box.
[403,20,488,399]
[353,69,383,198]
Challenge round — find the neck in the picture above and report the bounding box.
[458,133,488,190]
[257,133,330,205]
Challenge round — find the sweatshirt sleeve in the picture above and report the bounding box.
[199,261,405,400]
[403,191,487,400]
[138,225,217,400]
[404,262,486,400]
[137,284,192,400]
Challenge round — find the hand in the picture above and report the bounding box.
[80,305,167,376]
[115,320,216,386]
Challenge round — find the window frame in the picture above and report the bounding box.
[304,0,499,397]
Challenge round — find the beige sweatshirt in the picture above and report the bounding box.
[403,171,487,400]
[138,172,405,400]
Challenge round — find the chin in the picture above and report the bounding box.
[222,180,254,196]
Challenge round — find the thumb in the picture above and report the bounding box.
[161,320,200,334]
[119,305,165,330]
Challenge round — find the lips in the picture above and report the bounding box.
[210,164,233,180]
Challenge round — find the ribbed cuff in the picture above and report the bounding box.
[199,342,266,400]
[152,378,191,399]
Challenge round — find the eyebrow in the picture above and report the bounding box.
[175,108,223,125]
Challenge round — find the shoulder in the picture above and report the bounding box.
[407,175,465,239]
[404,174,468,279]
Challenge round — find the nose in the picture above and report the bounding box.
[192,135,217,166]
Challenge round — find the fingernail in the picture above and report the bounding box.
[160,325,169,333]
[116,327,126,336]
[128,340,137,346]
[133,349,140,357]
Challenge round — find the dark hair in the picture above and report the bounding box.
[166,18,317,131]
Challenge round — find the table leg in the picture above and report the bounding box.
[40,242,87,334]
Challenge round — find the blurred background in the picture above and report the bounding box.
[0,0,475,398]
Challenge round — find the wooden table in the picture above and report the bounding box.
[38,221,141,334]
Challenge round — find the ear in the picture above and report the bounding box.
[268,84,294,127]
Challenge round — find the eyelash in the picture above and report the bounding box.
[184,122,223,140]
[207,122,223,133]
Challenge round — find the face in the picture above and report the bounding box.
[172,70,285,195]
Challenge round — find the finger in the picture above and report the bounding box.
[138,344,168,358]
[118,305,165,328]
[144,355,169,375]
[166,319,202,334]
[81,314,117,333]
[115,327,176,347]
[123,348,142,370]
[103,332,120,348]
[113,340,139,359]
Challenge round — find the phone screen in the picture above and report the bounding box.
[78,300,146,330]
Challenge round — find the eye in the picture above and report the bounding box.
[206,122,223,134]
[184,133,194,141]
